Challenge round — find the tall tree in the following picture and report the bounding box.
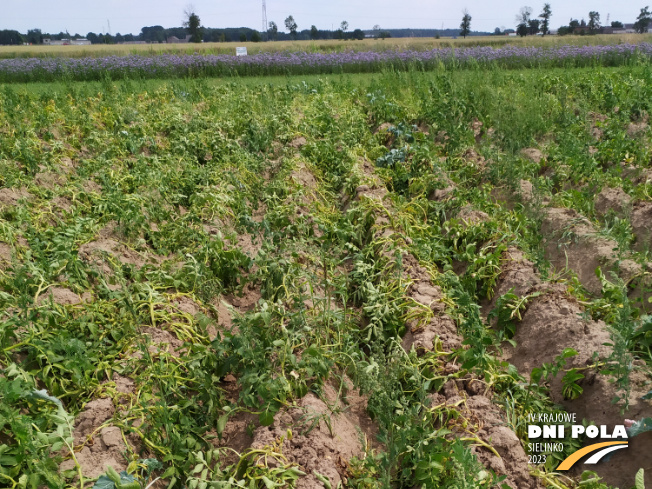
[268,21,278,41]
[0,30,23,45]
[460,10,472,38]
[588,11,600,33]
[569,19,580,33]
[539,3,552,36]
[284,15,298,40]
[528,18,540,35]
[140,26,166,43]
[183,7,202,42]
[635,6,652,33]
[310,25,319,40]
[340,21,349,33]
[516,6,532,36]
[25,29,43,44]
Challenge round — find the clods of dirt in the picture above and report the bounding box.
[354,183,388,203]
[292,163,318,189]
[463,148,487,170]
[52,196,73,214]
[251,380,377,489]
[491,247,541,307]
[0,187,30,208]
[78,238,154,276]
[400,253,461,353]
[140,326,184,357]
[36,287,90,306]
[627,122,648,138]
[594,187,631,216]
[111,373,135,396]
[520,148,544,163]
[471,118,484,143]
[541,207,631,295]
[518,179,534,204]
[456,206,490,227]
[34,171,66,191]
[82,180,102,194]
[225,283,262,313]
[492,247,652,488]
[171,295,201,316]
[59,398,137,479]
[563,369,652,488]
[429,387,541,489]
[0,242,11,269]
[631,202,652,252]
[427,173,456,202]
[374,122,396,148]
[289,136,307,149]
[588,112,607,140]
[503,288,612,375]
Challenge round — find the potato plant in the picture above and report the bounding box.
[1,64,651,489]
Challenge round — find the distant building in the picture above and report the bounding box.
[613,24,637,34]
[167,35,192,43]
[43,38,90,46]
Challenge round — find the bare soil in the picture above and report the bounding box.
[594,187,631,216]
[429,389,542,489]
[289,136,307,149]
[251,379,377,489]
[0,242,11,269]
[520,148,544,163]
[36,287,90,306]
[627,122,648,138]
[59,398,139,479]
[140,326,184,357]
[401,254,461,353]
[456,205,490,227]
[0,187,30,207]
[493,247,652,488]
[78,237,158,276]
[34,171,66,191]
[541,207,639,295]
[631,202,652,252]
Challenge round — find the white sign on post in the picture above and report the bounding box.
[236,47,248,56]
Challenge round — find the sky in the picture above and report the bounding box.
[1,0,644,36]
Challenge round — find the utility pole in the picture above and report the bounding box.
[262,0,268,41]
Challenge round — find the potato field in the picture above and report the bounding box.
[1,63,652,489]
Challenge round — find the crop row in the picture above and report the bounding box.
[1,43,652,83]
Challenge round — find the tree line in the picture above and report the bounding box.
[461,4,652,38]
[2,5,651,46]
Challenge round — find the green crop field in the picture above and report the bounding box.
[1,61,652,489]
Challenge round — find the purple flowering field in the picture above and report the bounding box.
[1,42,651,82]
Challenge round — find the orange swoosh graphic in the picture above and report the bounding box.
[556,441,628,471]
